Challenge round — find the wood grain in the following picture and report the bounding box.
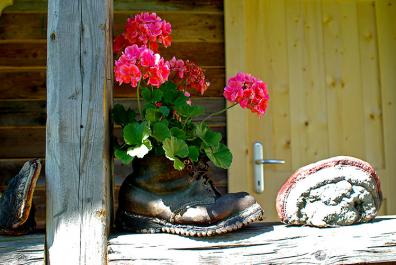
[322,1,365,159]
[286,1,328,169]
[0,234,45,265]
[3,0,223,13]
[0,98,225,126]
[224,0,250,194]
[357,1,385,170]
[0,71,46,99]
[107,216,396,264]
[46,0,113,263]
[376,0,396,215]
[0,12,223,42]
[1,217,395,265]
[0,125,226,158]
[0,41,224,67]
[0,67,225,99]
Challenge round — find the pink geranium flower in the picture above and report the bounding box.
[168,57,209,95]
[224,72,269,116]
[114,12,172,54]
[114,44,169,88]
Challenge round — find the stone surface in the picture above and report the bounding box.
[276,156,382,227]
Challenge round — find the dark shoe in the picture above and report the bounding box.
[0,159,40,235]
[116,156,263,236]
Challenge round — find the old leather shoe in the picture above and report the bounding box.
[116,155,263,236]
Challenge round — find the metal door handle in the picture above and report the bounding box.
[253,142,285,193]
[255,159,285,165]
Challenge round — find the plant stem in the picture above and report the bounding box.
[136,81,142,119]
[201,103,238,123]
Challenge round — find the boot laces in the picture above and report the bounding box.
[184,159,222,196]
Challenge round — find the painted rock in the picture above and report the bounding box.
[276,156,382,227]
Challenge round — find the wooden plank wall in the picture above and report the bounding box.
[0,0,226,229]
[226,0,395,217]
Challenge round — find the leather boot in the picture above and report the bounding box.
[116,155,264,236]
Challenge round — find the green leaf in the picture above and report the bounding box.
[175,104,204,118]
[143,139,152,149]
[163,136,189,160]
[112,104,136,127]
[195,123,221,148]
[123,122,151,145]
[152,121,171,142]
[141,87,151,102]
[170,127,186,140]
[195,123,208,139]
[188,146,200,162]
[173,95,189,107]
[159,106,170,117]
[152,89,163,102]
[203,130,222,148]
[173,157,185,170]
[145,108,161,122]
[114,148,134,165]
[142,87,163,103]
[204,143,232,169]
[160,82,178,103]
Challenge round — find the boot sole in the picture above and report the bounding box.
[116,203,264,237]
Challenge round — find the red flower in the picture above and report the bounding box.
[168,57,209,95]
[114,12,172,54]
[224,72,269,116]
[114,45,169,88]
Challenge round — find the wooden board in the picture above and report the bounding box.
[1,216,395,265]
[45,0,113,263]
[0,125,226,158]
[0,12,223,42]
[0,98,225,126]
[3,0,223,13]
[286,1,329,169]
[376,0,396,214]
[0,41,224,67]
[0,67,225,99]
[322,1,365,159]
[107,216,396,264]
[0,234,45,265]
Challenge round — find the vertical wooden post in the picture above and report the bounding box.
[46,0,113,263]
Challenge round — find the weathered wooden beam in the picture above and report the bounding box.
[46,0,113,264]
[1,217,395,265]
[108,216,396,264]
[0,234,44,265]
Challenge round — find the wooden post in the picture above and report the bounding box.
[46,0,113,264]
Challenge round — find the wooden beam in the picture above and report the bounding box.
[108,216,396,264]
[46,0,113,264]
[1,217,395,264]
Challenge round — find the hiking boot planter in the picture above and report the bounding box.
[116,155,264,237]
[0,159,40,235]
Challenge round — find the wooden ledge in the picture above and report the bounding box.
[1,216,396,264]
[108,216,396,264]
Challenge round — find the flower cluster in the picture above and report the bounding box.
[114,12,172,54]
[224,72,269,116]
[114,45,170,88]
[169,57,209,95]
[113,12,270,171]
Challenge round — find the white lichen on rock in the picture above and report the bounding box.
[277,156,382,227]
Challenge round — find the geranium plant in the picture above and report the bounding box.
[113,12,269,170]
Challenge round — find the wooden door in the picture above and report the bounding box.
[225,0,396,221]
